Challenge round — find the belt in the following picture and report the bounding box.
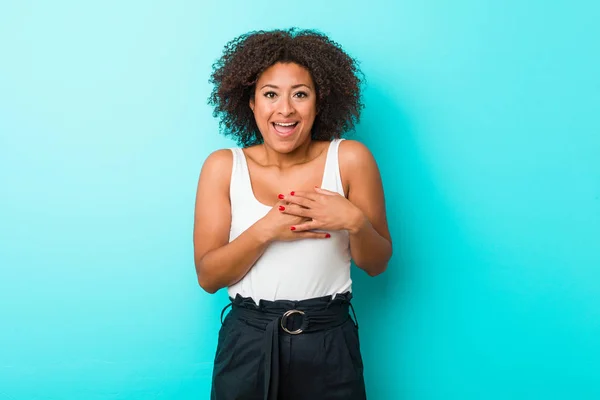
[220,292,358,400]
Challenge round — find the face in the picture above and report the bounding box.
[249,62,317,152]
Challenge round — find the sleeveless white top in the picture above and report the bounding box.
[227,139,352,302]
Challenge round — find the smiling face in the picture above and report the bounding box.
[249,62,317,153]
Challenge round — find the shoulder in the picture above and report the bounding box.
[338,139,382,196]
[338,139,377,170]
[203,148,233,169]
[199,148,234,186]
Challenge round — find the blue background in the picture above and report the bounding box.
[1,0,599,399]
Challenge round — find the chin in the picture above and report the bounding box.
[262,131,311,153]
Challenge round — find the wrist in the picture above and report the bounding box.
[347,207,369,235]
[251,218,275,245]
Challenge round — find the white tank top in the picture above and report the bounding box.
[227,139,352,302]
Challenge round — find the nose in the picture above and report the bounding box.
[278,96,295,116]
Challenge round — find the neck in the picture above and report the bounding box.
[260,139,315,168]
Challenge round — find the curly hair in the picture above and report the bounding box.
[208,28,364,147]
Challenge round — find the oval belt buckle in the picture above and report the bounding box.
[280,309,305,335]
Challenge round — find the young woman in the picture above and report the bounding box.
[194,28,392,400]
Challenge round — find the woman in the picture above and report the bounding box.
[194,28,392,400]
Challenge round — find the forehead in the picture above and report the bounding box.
[257,62,313,86]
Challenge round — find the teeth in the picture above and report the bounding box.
[274,122,297,127]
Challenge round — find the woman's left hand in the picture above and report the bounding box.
[280,187,366,234]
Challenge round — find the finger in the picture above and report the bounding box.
[280,204,310,218]
[293,231,331,239]
[287,191,319,201]
[313,186,338,196]
[273,199,287,209]
[277,194,293,206]
[284,195,313,209]
[290,221,318,232]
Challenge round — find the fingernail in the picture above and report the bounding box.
[290,226,296,231]
[325,233,331,238]
[278,206,285,211]
[278,194,284,199]
[290,191,295,196]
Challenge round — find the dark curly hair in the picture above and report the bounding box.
[208,28,364,147]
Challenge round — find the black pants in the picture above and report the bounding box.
[211,292,367,400]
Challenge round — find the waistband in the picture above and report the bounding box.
[220,292,358,400]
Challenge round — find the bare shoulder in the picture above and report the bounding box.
[203,148,233,170]
[338,139,379,174]
[196,148,234,202]
[200,149,233,185]
[194,148,233,229]
[338,139,385,203]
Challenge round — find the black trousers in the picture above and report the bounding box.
[211,292,367,400]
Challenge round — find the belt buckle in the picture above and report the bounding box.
[280,309,305,335]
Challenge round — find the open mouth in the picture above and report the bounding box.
[272,122,299,136]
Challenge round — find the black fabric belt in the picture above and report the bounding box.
[220,292,357,400]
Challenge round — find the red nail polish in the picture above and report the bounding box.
[290,191,295,196]
[279,206,285,211]
[290,226,296,231]
[325,233,331,238]
[278,194,284,199]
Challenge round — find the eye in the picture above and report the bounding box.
[294,91,308,98]
[263,91,277,99]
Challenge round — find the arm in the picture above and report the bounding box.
[340,140,393,276]
[192,150,270,294]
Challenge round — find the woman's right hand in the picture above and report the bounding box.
[256,200,331,242]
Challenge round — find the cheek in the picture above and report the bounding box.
[301,98,317,114]
[252,111,266,127]
[254,104,274,122]
[300,104,317,121]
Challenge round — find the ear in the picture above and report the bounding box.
[249,97,255,112]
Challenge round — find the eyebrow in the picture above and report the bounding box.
[260,84,312,90]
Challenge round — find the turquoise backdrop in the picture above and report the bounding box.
[1,0,599,399]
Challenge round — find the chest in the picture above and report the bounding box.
[248,162,327,207]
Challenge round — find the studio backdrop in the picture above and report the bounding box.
[1,1,599,399]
